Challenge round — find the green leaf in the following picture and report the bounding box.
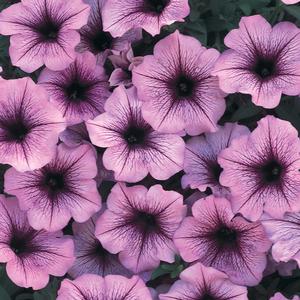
[284,5,300,21]
[0,286,11,300]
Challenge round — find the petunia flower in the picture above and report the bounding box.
[0,195,74,290]
[86,85,185,183]
[0,77,65,172]
[59,123,91,148]
[78,0,142,65]
[132,30,226,135]
[0,0,90,72]
[102,0,190,37]
[270,293,300,300]
[38,51,110,125]
[95,183,186,273]
[182,123,249,197]
[109,49,143,88]
[212,15,300,109]
[4,143,101,232]
[264,253,297,277]
[218,115,300,221]
[69,211,133,278]
[281,0,300,4]
[159,262,247,300]
[174,195,271,286]
[57,274,152,300]
[262,212,300,267]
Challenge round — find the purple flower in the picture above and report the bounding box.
[133,31,226,135]
[218,116,300,221]
[281,0,300,4]
[182,123,249,196]
[57,274,153,300]
[38,51,111,125]
[77,0,142,65]
[0,195,74,289]
[262,212,300,267]
[69,211,133,278]
[270,293,300,300]
[0,77,65,172]
[212,15,300,108]
[159,263,247,300]
[174,195,271,286]
[95,183,186,273]
[86,85,185,183]
[4,144,101,232]
[102,0,190,37]
[0,0,90,72]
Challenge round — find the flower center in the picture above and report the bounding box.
[9,229,37,255]
[143,0,170,13]
[201,294,215,300]
[37,21,60,41]
[65,81,88,102]
[134,211,159,233]
[261,160,282,183]
[91,31,113,53]
[174,75,195,98]
[215,226,238,248]
[44,172,66,191]
[253,58,275,79]
[211,163,223,182]
[123,126,148,145]
[4,120,30,143]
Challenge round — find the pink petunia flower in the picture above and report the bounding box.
[38,51,110,125]
[59,123,91,148]
[95,183,186,273]
[262,212,300,267]
[86,85,185,183]
[133,31,226,135]
[174,196,271,286]
[4,143,101,232]
[78,0,142,65]
[281,0,300,4]
[57,274,152,300]
[0,0,90,72]
[109,49,143,88]
[264,254,297,277]
[69,211,133,278]
[102,0,190,37]
[182,123,249,197]
[212,15,300,109]
[0,195,74,290]
[0,77,65,172]
[270,293,300,300]
[159,263,247,300]
[218,115,300,221]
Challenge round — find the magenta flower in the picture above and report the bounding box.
[38,51,110,125]
[0,195,74,289]
[270,293,300,300]
[4,144,101,232]
[160,263,247,300]
[109,49,143,88]
[96,183,186,273]
[218,116,300,221]
[133,31,226,135]
[281,0,300,4]
[0,0,90,73]
[212,15,300,109]
[86,85,184,183]
[57,274,152,300]
[59,123,91,148]
[0,77,65,172]
[174,196,271,286]
[69,212,133,278]
[78,0,142,64]
[102,0,190,37]
[182,123,249,196]
[262,212,300,267]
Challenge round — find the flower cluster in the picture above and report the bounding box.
[0,0,299,299]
